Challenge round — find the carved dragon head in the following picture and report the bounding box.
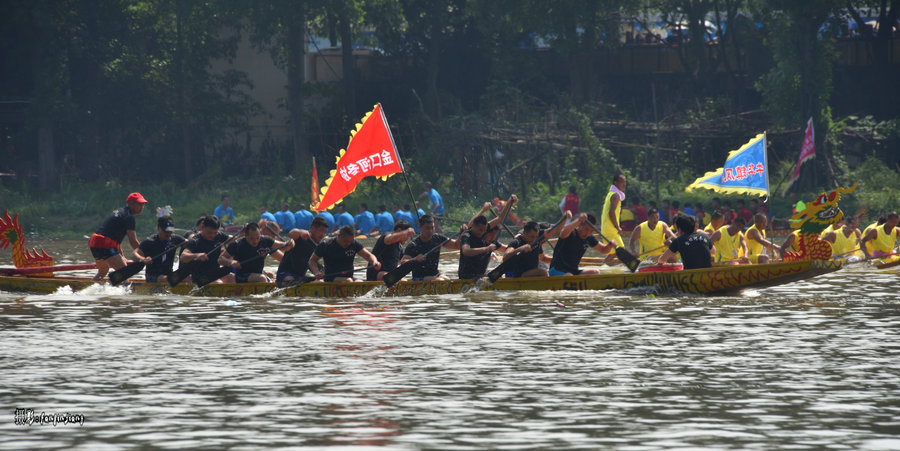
[790,184,858,235]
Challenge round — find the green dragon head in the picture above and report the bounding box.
[791,184,858,235]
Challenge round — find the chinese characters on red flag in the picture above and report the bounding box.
[314,104,404,211]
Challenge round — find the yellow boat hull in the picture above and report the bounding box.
[0,260,843,298]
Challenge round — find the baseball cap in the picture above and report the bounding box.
[157,217,176,232]
[126,192,149,204]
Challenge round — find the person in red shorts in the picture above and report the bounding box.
[89,192,148,281]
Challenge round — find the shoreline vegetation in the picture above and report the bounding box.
[2,152,898,240]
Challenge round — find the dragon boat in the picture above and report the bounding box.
[0,259,843,297]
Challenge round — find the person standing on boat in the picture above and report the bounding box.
[133,216,187,283]
[548,213,616,276]
[820,215,862,259]
[309,225,380,282]
[219,222,293,283]
[367,221,416,281]
[860,212,900,261]
[276,216,329,287]
[658,214,712,270]
[89,192,149,282]
[181,215,236,285]
[400,215,462,281]
[709,216,749,264]
[420,182,444,233]
[628,208,676,262]
[214,195,235,225]
[744,213,777,264]
[503,217,568,278]
[601,171,627,248]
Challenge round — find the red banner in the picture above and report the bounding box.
[785,117,815,191]
[314,104,403,211]
[311,157,321,210]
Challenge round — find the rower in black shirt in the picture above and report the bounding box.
[367,221,416,281]
[309,225,380,282]
[181,215,235,284]
[548,213,616,276]
[400,214,462,281]
[219,222,294,283]
[457,216,499,279]
[658,213,713,270]
[503,219,566,278]
[133,216,187,283]
[276,216,330,287]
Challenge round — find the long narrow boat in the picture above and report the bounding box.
[0,260,843,297]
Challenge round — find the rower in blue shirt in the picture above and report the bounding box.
[315,210,335,233]
[374,205,395,235]
[274,202,295,231]
[259,205,277,222]
[335,204,355,230]
[354,203,377,235]
[293,204,315,231]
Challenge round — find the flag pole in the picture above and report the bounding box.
[378,103,421,222]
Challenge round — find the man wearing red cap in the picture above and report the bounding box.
[88,192,148,281]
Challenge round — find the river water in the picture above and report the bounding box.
[1,239,899,450]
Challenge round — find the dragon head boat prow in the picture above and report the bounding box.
[784,184,858,262]
[1,210,55,275]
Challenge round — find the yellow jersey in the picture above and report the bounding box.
[832,227,861,257]
[870,224,900,254]
[638,221,666,257]
[714,225,744,262]
[746,224,766,257]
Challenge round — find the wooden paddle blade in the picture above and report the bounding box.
[615,247,640,272]
[487,258,514,283]
[195,266,233,288]
[383,260,416,288]
[109,262,145,286]
[168,262,195,287]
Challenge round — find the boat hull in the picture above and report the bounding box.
[0,260,843,298]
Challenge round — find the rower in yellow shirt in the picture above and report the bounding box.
[709,217,749,264]
[861,216,886,256]
[744,213,778,263]
[702,212,725,236]
[628,207,676,262]
[820,215,862,260]
[860,212,900,261]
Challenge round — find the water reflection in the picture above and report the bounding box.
[1,241,899,449]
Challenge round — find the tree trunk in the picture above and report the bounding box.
[37,118,56,191]
[425,3,442,120]
[340,9,355,120]
[287,13,308,171]
[176,0,192,182]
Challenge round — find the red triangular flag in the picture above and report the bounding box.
[314,104,403,211]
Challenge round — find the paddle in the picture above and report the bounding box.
[109,241,189,286]
[0,263,97,276]
[487,214,567,283]
[168,233,242,287]
[586,221,640,272]
[194,241,292,288]
[382,228,464,288]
